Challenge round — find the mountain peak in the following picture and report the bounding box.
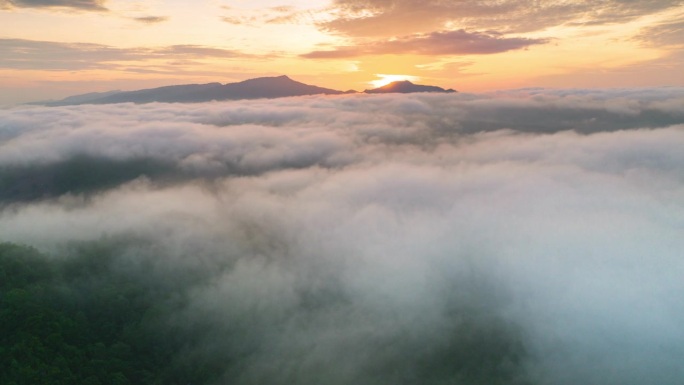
[364,80,455,94]
[43,75,346,105]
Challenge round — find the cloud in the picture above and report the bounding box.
[159,44,246,58]
[322,0,684,37]
[637,19,684,47]
[133,16,169,24]
[302,29,548,58]
[219,5,318,26]
[0,39,251,71]
[0,39,133,71]
[220,16,245,25]
[1,89,684,384]
[0,0,106,11]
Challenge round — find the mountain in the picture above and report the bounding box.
[44,76,345,105]
[40,76,456,106]
[40,90,124,106]
[364,80,456,94]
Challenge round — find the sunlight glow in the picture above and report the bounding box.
[370,74,420,88]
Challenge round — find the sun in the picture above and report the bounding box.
[369,74,420,88]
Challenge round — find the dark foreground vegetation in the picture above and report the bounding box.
[0,241,221,385]
[0,240,530,385]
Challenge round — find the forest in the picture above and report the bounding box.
[0,238,528,385]
[0,241,224,385]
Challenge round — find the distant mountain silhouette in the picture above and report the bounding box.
[42,90,124,105]
[41,76,456,106]
[44,76,345,105]
[364,80,456,94]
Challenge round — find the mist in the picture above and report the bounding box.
[1,89,684,384]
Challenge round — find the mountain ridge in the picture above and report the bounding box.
[41,76,457,106]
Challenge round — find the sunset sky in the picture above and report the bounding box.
[1,0,683,104]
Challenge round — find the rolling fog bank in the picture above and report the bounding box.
[1,89,684,384]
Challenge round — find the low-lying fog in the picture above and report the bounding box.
[1,89,683,384]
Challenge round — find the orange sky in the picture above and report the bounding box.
[1,0,683,104]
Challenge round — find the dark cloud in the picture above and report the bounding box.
[0,0,106,11]
[0,39,250,71]
[323,0,684,37]
[1,90,684,384]
[302,29,548,58]
[133,16,169,24]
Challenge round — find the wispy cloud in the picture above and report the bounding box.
[219,5,318,26]
[132,15,168,24]
[636,19,684,47]
[0,0,106,11]
[303,29,548,58]
[0,39,252,71]
[322,0,684,36]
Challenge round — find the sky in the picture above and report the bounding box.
[1,0,683,104]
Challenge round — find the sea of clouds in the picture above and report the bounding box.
[1,89,684,384]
